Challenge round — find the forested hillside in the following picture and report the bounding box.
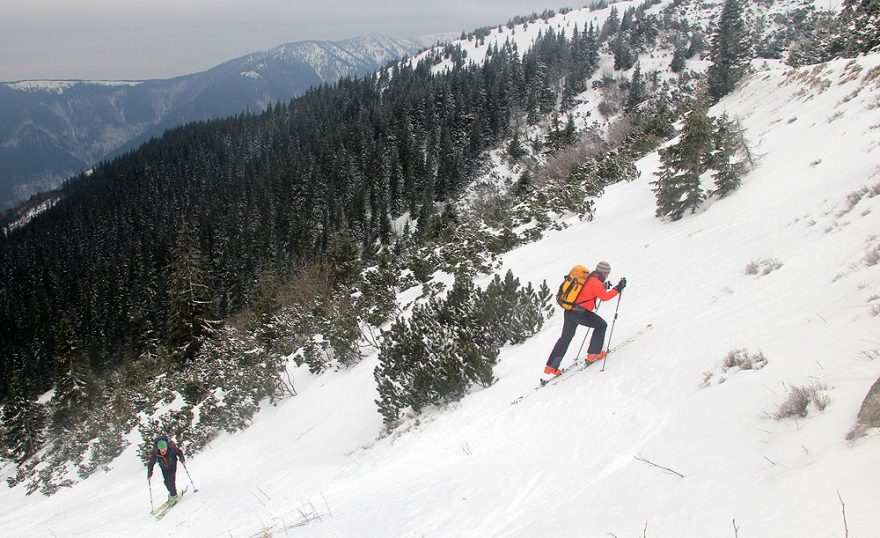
[0,13,605,399]
[2,0,877,502]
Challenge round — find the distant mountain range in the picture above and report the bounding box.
[0,33,446,210]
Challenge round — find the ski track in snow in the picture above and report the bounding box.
[3,11,880,538]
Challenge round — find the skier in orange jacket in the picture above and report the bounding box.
[544,261,626,376]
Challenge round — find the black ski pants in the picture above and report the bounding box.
[161,464,178,496]
[546,308,607,369]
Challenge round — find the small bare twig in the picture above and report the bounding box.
[250,490,267,506]
[635,454,685,478]
[762,384,779,396]
[817,313,828,323]
[363,323,383,349]
[642,520,648,538]
[815,360,824,369]
[321,492,333,518]
[257,486,271,501]
[838,490,849,538]
[284,370,297,396]
[732,518,739,538]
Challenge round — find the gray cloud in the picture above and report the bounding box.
[1,0,561,81]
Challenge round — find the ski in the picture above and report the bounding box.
[510,323,653,405]
[153,487,188,520]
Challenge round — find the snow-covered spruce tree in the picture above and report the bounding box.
[250,268,282,348]
[612,31,637,71]
[600,7,621,42]
[166,224,218,365]
[625,62,648,112]
[710,114,752,198]
[843,0,880,54]
[788,11,847,66]
[544,114,578,154]
[50,317,94,432]
[670,41,687,73]
[507,131,528,160]
[2,376,47,464]
[706,0,753,102]
[652,100,714,220]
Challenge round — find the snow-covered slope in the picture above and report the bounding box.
[2,44,879,538]
[412,0,666,73]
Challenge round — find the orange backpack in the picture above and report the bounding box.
[556,265,590,310]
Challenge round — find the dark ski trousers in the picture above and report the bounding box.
[161,465,178,496]
[546,308,607,369]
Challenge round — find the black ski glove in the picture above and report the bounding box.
[614,277,627,292]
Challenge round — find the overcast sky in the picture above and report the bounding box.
[1,0,564,82]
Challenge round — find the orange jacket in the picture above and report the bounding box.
[573,273,619,311]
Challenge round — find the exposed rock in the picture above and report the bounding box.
[847,376,880,440]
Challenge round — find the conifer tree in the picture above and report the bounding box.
[843,0,880,54]
[670,42,687,73]
[710,114,752,198]
[652,100,714,220]
[251,268,282,347]
[51,317,93,431]
[612,31,637,71]
[2,376,47,463]
[625,62,648,112]
[706,0,752,101]
[166,225,218,365]
[507,132,527,160]
[600,7,621,42]
[788,12,845,66]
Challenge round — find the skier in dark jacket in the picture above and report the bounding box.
[147,435,185,503]
[544,260,626,377]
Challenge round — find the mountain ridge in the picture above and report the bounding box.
[0,32,446,210]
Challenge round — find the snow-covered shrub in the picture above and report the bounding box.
[375,271,552,427]
[722,349,768,371]
[79,427,127,477]
[744,258,783,276]
[702,348,768,387]
[773,382,830,419]
[864,242,880,267]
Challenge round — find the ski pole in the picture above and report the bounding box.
[182,461,198,492]
[600,291,622,372]
[148,476,154,513]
